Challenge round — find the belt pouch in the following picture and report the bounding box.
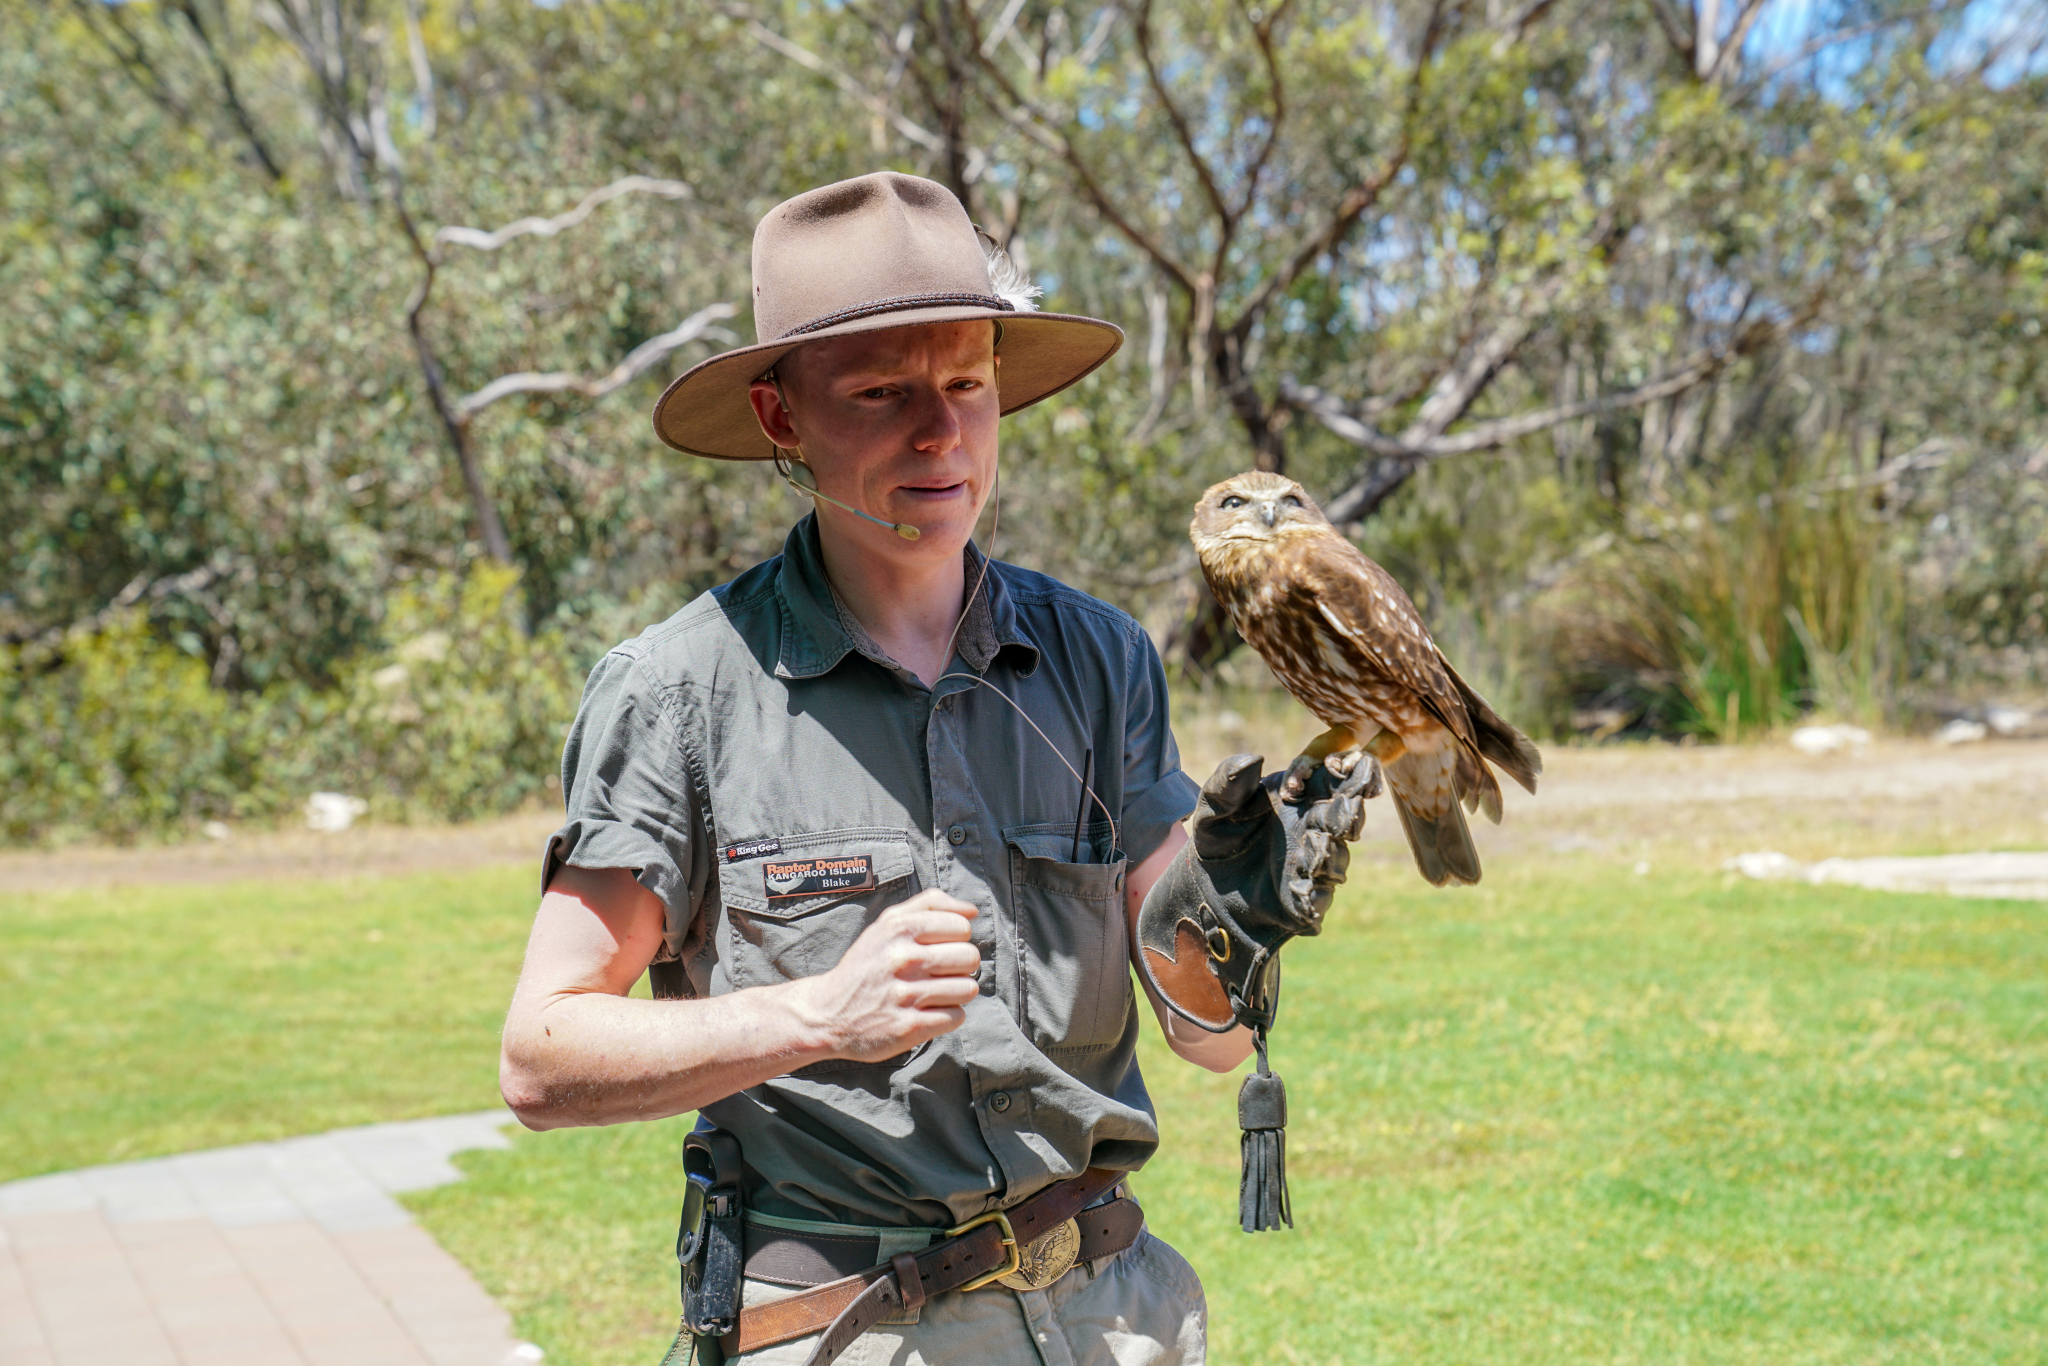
[677,1130,745,1345]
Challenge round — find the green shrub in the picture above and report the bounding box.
[0,565,585,846]
[310,563,584,823]
[1,617,259,844]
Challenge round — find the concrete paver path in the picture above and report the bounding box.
[0,1111,535,1366]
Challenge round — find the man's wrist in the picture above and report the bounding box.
[771,974,852,1064]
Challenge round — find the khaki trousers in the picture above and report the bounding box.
[708,1229,1207,1366]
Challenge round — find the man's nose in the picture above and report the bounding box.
[908,386,964,453]
[1258,501,1277,527]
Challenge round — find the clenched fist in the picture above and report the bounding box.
[789,889,981,1063]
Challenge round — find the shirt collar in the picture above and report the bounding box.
[774,515,1039,682]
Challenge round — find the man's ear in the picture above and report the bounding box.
[747,379,800,450]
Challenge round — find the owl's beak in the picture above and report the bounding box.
[1257,500,1278,528]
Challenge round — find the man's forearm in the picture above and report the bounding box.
[501,981,836,1129]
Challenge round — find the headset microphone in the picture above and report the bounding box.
[777,455,921,541]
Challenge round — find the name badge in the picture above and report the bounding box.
[764,855,876,901]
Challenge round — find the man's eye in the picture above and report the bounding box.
[1221,496,1245,509]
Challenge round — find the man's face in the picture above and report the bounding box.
[749,320,999,567]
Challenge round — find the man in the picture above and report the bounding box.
[500,172,1360,1366]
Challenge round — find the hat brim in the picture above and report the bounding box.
[650,305,1124,459]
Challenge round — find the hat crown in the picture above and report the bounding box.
[750,173,998,344]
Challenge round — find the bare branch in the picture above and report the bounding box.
[1133,0,1231,225]
[1301,308,1805,527]
[13,558,232,652]
[434,176,695,251]
[166,0,285,181]
[1732,7,1940,98]
[1274,379,1413,458]
[66,0,191,124]
[1705,0,1771,83]
[1224,0,1447,342]
[955,5,1198,294]
[721,3,946,153]
[1494,0,1562,44]
[1233,0,1292,223]
[1646,0,1696,66]
[980,0,1031,57]
[454,304,740,421]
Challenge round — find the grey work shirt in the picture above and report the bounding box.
[546,515,1199,1229]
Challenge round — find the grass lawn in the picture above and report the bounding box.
[0,865,534,1180]
[6,857,2043,1363]
[407,862,2048,1365]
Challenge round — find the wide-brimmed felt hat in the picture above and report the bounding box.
[652,172,1124,459]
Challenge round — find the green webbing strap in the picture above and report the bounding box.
[658,1316,698,1365]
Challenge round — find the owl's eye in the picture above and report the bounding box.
[1221,495,1247,509]
[1281,495,1303,509]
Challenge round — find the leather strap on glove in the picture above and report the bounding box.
[1135,751,1375,1231]
[1136,752,1374,1033]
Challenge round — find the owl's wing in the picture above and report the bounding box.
[1292,533,1481,751]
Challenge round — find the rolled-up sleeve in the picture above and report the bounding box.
[1118,624,1200,867]
[543,648,704,959]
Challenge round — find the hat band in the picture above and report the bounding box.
[780,291,1015,339]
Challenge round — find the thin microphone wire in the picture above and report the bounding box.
[773,361,1120,860]
[931,448,1120,858]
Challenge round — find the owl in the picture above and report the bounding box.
[1190,471,1542,886]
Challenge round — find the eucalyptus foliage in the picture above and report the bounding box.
[1,0,2043,840]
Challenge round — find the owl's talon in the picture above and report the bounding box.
[1357,755,1384,801]
[1280,753,1320,800]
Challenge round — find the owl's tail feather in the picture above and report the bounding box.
[1438,657,1543,796]
[1454,745,1505,824]
[1392,788,1482,887]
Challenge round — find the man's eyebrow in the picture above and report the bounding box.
[833,358,995,385]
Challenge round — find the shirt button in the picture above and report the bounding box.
[990,1091,1012,1113]
[947,824,967,845]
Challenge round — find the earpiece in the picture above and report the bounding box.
[776,454,921,541]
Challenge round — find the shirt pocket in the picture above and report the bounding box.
[1004,824,1132,1056]
[717,828,921,992]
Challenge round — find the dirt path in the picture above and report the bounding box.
[2,739,2042,894]
[0,811,561,895]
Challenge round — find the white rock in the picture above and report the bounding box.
[1985,703,2032,736]
[1790,724,1871,755]
[305,792,370,832]
[201,820,231,842]
[1725,850,1805,880]
[1935,719,1988,746]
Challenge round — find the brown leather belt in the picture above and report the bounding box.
[722,1168,1138,1364]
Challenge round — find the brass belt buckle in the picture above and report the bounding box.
[996,1217,1082,1292]
[943,1210,1021,1293]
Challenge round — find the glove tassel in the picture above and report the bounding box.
[1237,1029,1292,1232]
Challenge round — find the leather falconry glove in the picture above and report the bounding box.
[1136,751,1377,1232]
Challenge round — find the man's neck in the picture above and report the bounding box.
[815,523,968,690]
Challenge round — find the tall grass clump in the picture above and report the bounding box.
[1539,449,1904,739]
